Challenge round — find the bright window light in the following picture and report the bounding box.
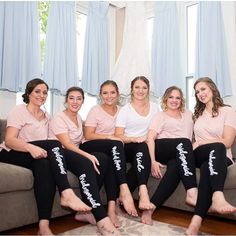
[187,4,198,75]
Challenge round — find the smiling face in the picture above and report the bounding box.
[131,79,149,101]
[28,83,48,107]
[195,81,213,105]
[100,84,119,106]
[166,89,182,111]
[66,90,84,113]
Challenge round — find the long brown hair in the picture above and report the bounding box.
[193,77,228,120]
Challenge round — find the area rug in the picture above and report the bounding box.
[60,214,199,235]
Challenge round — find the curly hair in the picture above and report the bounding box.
[161,86,185,112]
[193,77,228,120]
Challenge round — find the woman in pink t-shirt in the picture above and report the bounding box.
[186,77,236,235]
[82,80,138,225]
[49,86,119,235]
[141,86,197,225]
[0,79,91,235]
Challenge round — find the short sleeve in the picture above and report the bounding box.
[115,106,127,128]
[50,115,69,135]
[149,112,163,134]
[224,107,236,130]
[7,106,25,130]
[85,106,98,127]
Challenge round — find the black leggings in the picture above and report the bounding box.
[80,142,118,202]
[150,138,197,207]
[63,149,109,222]
[194,143,233,217]
[81,140,127,185]
[0,140,71,220]
[125,142,151,191]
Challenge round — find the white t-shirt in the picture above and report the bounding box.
[116,102,159,137]
[194,106,236,159]
[149,110,193,140]
[49,111,84,146]
[0,104,50,151]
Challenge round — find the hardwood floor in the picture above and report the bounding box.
[2,206,236,235]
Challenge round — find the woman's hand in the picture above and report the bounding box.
[192,141,202,150]
[151,161,164,179]
[106,135,123,142]
[86,154,100,175]
[132,135,147,143]
[26,143,47,159]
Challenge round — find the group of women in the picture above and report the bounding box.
[0,75,236,235]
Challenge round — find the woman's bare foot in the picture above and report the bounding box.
[74,212,96,225]
[119,184,138,217]
[141,203,156,225]
[211,191,236,214]
[138,185,154,210]
[38,219,54,235]
[185,215,202,236]
[97,217,120,236]
[108,200,121,228]
[60,189,92,212]
[186,187,198,207]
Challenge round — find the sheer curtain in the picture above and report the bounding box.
[151,2,183,97]
[111,1,151,96]
[195,1,232,97]
[81,1,109,96]
[0,1,41,92]
[43,1,77,94]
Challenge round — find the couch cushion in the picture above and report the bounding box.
[0,119,7,143]
[0,163,33,193]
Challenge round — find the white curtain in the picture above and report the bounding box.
[0,1,41,92]
[81,1,109,96]
[151,2,184,97]
[195,1,232,97]
[111,1,151,96]
[43,1,77,94]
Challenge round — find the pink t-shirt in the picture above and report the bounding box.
[85,105,120,136]
[194,106,236,159]
[0,104,50,151]
[49,111,84,146]
[149,110,193,140]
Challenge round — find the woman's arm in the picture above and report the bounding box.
[195,125,236,149]
[84,126,121,141]
[114,127,146,143]
[55,132,100,174]
[146,129,163,178]
[5,127,47,158]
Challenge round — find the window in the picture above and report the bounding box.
[16,2,50,111]
[186,3,198,111]
[76,12,87,81]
